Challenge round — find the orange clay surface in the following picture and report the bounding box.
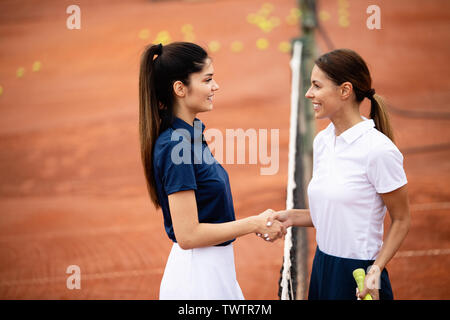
[0,0,449,299]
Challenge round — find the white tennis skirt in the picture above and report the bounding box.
[159,242,245,300]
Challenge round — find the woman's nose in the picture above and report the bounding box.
[305,87,313,99]
[213,80,219,91]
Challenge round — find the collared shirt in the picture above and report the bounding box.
[153,117,236,246]
[307,118,408,260]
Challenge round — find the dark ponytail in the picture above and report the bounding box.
[368,93,394,142]
[138,42,208,208]
[315,49,394,142]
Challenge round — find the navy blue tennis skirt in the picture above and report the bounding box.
[308,246,394,300]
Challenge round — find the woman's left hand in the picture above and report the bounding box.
[356,287,379,300]
[357,266,381,300]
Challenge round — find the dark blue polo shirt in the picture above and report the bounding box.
[153,117,236,246]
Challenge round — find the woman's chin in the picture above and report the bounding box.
[204,103,214,111]
[196,105,213,113]
[313,111,323,119]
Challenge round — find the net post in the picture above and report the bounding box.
[279,0,316,300]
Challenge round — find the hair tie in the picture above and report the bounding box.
[155,43,163,56]
[366,88,376,98]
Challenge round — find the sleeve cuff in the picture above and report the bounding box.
[165,184,197,195]
[377,179,408,194]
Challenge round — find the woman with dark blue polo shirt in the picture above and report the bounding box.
[138,42,285,299]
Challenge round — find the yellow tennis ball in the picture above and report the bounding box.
[184,33,195,42]
[0,85,3,96]
[138,29,150,40]
[208,41,221,53]
[253,15,265,25]
[258,20,273,33]
[32,61,42,72]
[290,8,302,18]
[352,268,373,300]
[16,67,25,78]
[181,24,193,33]
[258,7,271,18]
[256,38,269,50]
[286,15,299,26]
[278,41,291,53]
[319,10,331,22]
[153,30,172,45]
[261,3,274,13]
[339,16,350,27]
[338,0,350,8]
[246,13,258,24]
[231,41,243,53]
[269,16,281,27]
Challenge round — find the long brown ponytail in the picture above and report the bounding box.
[315,49,394,142]
[369,93,394,142]
[139,42,208,208]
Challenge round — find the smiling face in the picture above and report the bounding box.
[182,58,219,114]
[305,64,344,120]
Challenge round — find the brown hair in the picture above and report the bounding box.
[139,42,208,208]
[315,49,394,141]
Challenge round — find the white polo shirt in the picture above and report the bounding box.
[307,118,407,260]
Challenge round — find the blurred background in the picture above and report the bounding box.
[0,0,449,299]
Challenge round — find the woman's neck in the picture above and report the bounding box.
[173,107,197,126]
[331,108,364,136]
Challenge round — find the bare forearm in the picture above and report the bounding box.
[374,218,410,270]
[179,216,258,249]
[288,209,314,228]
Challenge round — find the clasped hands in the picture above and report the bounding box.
[254,209,290,242]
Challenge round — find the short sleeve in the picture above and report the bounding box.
[367,142,408,193]
[157,140,197,195]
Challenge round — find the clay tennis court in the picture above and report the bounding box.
[0,0,449,299]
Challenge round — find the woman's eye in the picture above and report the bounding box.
[206,78,212,82]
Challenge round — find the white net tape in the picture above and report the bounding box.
[280,40,303,300]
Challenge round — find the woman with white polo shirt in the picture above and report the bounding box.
[269,49,410,300]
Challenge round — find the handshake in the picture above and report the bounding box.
[253,209,291,242]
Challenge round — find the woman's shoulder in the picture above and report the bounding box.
[156,126,190,147]
[366,128,403,159]
[153,128,177,159]
[154,127,193,160]
[155,127,173,147]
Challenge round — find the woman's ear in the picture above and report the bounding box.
[340,81,353,100]
[173,80,186,98]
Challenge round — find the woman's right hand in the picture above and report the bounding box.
[267,210,293,229]
[254,209,286,242]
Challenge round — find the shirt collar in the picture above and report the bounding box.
[172,116,205,132]
[171,116,206,142]
[324,117,375,145]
